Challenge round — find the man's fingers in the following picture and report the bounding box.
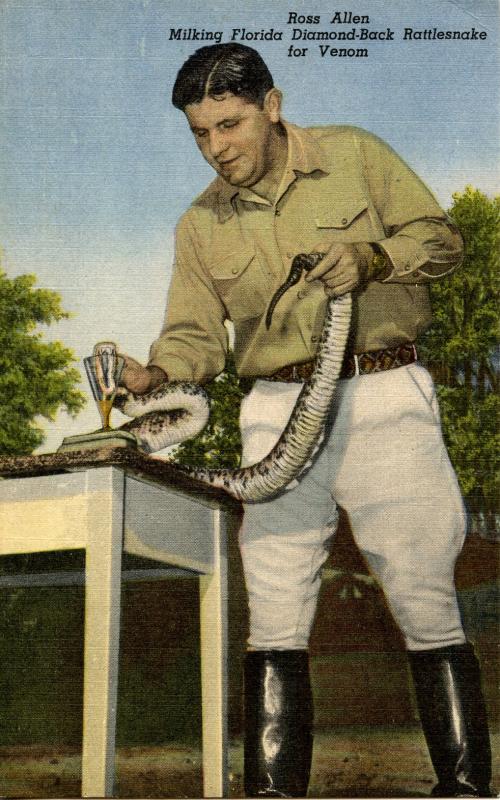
[324,278,354,296]
[321,266,358,295]
[305,247,342,281]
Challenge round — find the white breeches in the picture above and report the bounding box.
[238,364,467,652]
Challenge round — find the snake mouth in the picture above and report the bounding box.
[265,252,326,329]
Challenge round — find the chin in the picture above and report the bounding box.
[231,171,260,188]
[219,164,259,188]
[225,174,252,188]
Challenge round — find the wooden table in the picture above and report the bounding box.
[0,449,241,798]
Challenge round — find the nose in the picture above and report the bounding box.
[208,129,229,160]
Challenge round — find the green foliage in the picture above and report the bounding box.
[0,268,85,454]
[421,187,499,388]
[172,353,244,469]
[420,187,499,533]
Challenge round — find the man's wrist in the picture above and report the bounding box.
[365,242,391,281]
[146,365,168,390]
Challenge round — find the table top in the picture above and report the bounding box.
[0,447,241,511]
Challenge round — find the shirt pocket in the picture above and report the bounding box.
[314,199,375,241]
[208,246,270,322]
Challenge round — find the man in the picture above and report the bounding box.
[121,44,492,798]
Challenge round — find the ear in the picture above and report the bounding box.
[263,88,283,123]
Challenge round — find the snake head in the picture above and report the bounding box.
[265,252,326,329]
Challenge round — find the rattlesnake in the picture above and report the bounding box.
[115,254,352,502]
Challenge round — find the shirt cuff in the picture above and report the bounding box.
[377,236,431,282]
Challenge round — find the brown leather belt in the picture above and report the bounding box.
[260,342,418,383]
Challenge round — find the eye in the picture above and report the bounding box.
[192,129,207,139]
[221,120,239,130]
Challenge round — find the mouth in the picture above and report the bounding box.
[218,156,240,169]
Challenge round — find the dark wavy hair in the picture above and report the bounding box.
[172,43,274,111]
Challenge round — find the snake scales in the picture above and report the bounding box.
[116,254,352,502]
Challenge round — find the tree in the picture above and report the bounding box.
[419,187,499,538]
[0,269,86,455]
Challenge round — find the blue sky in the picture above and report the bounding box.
[0,0,498,450]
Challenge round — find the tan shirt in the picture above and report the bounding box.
[149,124,463,382]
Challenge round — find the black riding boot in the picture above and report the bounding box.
[244,650,313,798]
[408,643,493,797]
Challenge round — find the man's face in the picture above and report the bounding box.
[185,91,281,188]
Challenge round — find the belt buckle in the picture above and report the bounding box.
[353,353,360,376]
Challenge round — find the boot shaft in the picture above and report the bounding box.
[408,643,492,797]
[244,650,313,798]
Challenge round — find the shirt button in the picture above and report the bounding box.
[341,217,348,225]
[275,209,281,216]
[231,268,238,275]
[311,335,319,343]
[297,290,304,299]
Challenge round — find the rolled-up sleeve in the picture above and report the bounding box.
[361,132,464,284]
[148,213,228,383]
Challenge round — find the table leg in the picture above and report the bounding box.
[199,508,229,798]
[81,469,125,798]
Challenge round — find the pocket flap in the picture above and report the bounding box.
[209,246,256,280]
[315,199,368,229]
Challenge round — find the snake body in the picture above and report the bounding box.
[117,278,351,502]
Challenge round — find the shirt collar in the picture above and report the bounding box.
[285,121,331,176]
[216,122,330,221]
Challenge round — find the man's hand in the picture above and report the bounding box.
[305,242,387,296]
[119,355,167,395]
